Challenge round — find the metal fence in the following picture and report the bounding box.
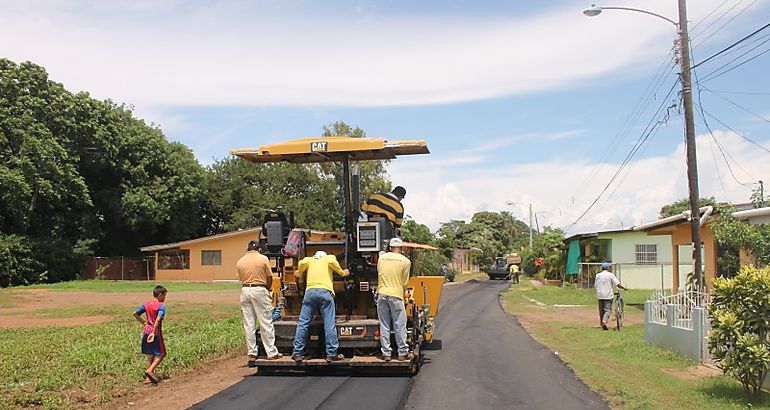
[647,289,710,330]
[81,257,155,281]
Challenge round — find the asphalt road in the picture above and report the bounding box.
[191,279,607,410]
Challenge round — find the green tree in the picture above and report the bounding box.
[1,59,208,285]
[401,219,435,244]
[519,227,565,279]
[203,158,339,232]
[658,197,719,218]
[435,212,530,267]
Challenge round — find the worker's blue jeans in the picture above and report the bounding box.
[377,295,409,356]
[292,288,339,358]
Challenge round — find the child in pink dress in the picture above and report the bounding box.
[133,285,167,384]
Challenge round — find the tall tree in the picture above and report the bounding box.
[0,59,208,285]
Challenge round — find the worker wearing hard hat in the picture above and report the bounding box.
[362,186,406,228]
[291,251,350,362]
[376,237,413,361]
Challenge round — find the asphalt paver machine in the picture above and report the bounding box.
[230,136,443,374]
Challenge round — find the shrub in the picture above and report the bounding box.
[708,265,770,398]
[410,250,449,277]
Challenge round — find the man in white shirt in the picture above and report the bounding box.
[595,262,627,330]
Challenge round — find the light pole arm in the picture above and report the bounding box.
[595,6,678,27]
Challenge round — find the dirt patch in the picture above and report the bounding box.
[105,351,253,410]
[513,304,644,329]
[661,364,721,381]
[0,289,239,329]
[0,314,113,329]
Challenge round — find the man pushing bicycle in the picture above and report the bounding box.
[595,262,627,331]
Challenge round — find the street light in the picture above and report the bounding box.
[583,1,704,290]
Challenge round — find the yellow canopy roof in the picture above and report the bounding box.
[230,136,429,164]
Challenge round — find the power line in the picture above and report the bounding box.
[693,0,758,47]
[568,51,677,201]
[705,89,770,95]
[699,106,770,154]
[692,49,753,188]
[703,87,770,123]
[690,0,731,34]
[699,37,770,82]
[692,22,770,69]
[563,81,679,230]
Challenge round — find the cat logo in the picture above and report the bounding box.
[311,141,328,152]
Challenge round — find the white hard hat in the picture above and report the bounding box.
[314,251,327,259]
[389,237,403,248]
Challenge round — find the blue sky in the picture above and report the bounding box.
[2,0,769,233]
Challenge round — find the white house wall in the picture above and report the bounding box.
[597,231,685,290]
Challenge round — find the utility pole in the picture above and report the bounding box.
[528,204,533,250]
[677,0,703,291]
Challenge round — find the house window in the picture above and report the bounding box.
[158,249,190,270]
[635,244,657,265]
[201,250,222,266]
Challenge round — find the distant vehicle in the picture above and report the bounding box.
[485,257,511,280]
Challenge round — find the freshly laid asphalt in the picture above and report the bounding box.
[191,279,608,410]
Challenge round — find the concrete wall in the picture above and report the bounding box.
[644,302,707,362]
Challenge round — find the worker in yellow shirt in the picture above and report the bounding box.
[376,238,413,361]
[291,251,349,362]
[509,263,520,284]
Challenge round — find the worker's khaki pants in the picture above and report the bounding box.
[241,287,279,357]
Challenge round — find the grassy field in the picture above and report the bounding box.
[503,282,770,409]
[13,280,241,292]
[0,303,243,409]
[0,280,245,409]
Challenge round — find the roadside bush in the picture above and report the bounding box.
[708,265,770,398]
[445,267,458,282]
[410,250,448,276]
[0,234,42,287]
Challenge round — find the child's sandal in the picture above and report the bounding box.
[143,371,159,384]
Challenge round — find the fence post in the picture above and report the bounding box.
[666,304,676,328]
[661,264,664,293]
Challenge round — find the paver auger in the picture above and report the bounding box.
[230,136,443,374]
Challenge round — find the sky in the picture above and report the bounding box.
[2,0,769,235]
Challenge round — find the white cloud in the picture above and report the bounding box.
[394,129,770,233]
[0,0,752,108]
[467,130,585,153]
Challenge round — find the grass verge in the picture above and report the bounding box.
[517,281,651,306]
[503,282,770,409]
[12,280,241,293]
[0,304,243,409]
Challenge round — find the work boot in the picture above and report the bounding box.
[378,353,392,362]
[247,354,258,368]
[326,353,345,362]
[397,352,415,361]
[267,353,283,360]
[291,355,305,362]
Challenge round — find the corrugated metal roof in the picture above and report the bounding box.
[139,228,261,252]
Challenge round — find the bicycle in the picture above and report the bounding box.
[613,290,624,331]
